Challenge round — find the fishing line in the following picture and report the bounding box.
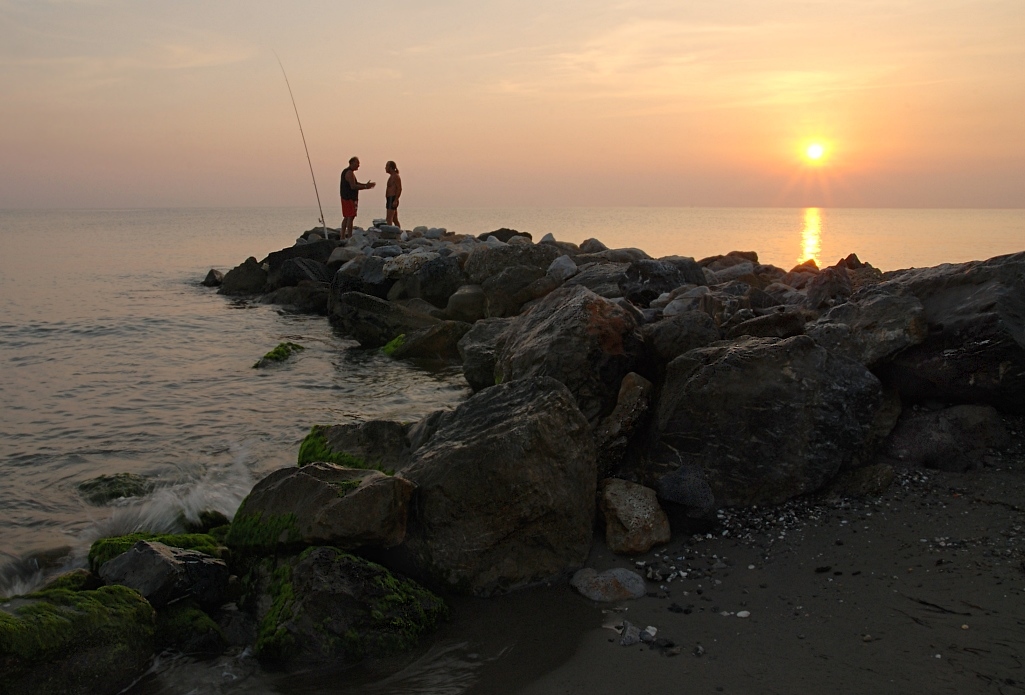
[273,50,327,235]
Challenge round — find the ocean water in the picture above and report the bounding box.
[0,205,1022,693]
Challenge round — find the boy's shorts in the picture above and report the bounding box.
[386,196,399,210]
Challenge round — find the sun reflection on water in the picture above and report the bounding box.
[801,207,822,267]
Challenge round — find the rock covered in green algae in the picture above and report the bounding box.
[77,472,154,506]
[297,421,411,472]
[154,598,227,656]
[251,547,447,670]
[88,532,223,573]
[253,341,305,368]
[0,585,155,695]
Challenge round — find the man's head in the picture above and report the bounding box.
[349,156,360,169]
[386,161,398,174]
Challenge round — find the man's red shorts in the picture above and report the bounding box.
[341,198,358,218]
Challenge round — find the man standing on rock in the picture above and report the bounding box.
[340,156,375,240]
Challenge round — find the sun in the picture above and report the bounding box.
[806,143,825,161]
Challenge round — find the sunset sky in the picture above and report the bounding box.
[1,0,1023,209]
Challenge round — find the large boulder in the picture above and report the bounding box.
[406,255,469,308]
[0,585,155,695]
[258,282,330,314]
[97,540,229,610]
[228,464,416,554]
[882,404,1012,472]
[619,259,697,306]
[218,257,267,295]
[397,377,597,596]
[463,243,562,284]
[874,252,1025,412]
[271,257,332,288]
[725,309,806,340]
[457,317,512,391]
[805,287,928,367]
[653,335,883,507]
[260,239,339,272]
[329,292,441,348]
[564,262,630,298]
[252,547,446,670]
[441,284,486,323]
[482,264,546,317]
[494,285,643,423]
[297,421,412,472]
[641,311,721,363]
[389,320,473,360]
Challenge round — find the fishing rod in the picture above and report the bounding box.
[273,51,327,235]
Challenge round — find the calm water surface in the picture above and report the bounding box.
[0,206,1022,693]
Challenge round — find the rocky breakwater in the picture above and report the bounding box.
[6,220,1023,693]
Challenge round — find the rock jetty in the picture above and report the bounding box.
[4,219,1022,693]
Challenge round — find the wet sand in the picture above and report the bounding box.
[507,457,1025,695]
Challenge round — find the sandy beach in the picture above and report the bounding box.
[508,434,1025,694]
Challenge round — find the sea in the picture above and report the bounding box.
[1,205,1022,693]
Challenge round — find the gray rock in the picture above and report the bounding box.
[464,243,561,284]
[620,259,694,306]
[725,309,806,340]
[408,255,469,308]
[805,265,853,309]
[457,317,512,391]
[570,568,646,602]
[656,464,717,525]
[99,540,228,609]
[231,464,415,552]
[442,284,486,323]
[564,262,630,298]
[883,404,1012,471]
[390,320,473,360]
[547,254,579,282]
[805,288,928,367]
[398,377,597,596]
[641,311,721,363]
[580,238,609,253]
[653,335,883,506]
[201,269,223,287]
[875,252,1025,412]
[258,282,329,314]
[495,285,643,423]
[302,420,413,472]
[329,292,441,349]
[271,257,332,289]
[482,264,546,317]
[219,257,267,295]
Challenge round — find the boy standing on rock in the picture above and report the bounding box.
[340,156,375,240]
[385,161,402,229]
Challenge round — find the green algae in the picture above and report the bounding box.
[38,569,100,593]
[297,425,367,468]
[254,563,297,664]
[380,334,406,357]
[253,341,305,368]
[77,473,154,506]
[0,585,155,689]
[297,425,393,473]
[155,599,226,655]
[329,479,362,497]
[88,533,223,573]
[224,512,301,556]
[253,547,447,667]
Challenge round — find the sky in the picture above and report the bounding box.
[1,0,1023,209]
